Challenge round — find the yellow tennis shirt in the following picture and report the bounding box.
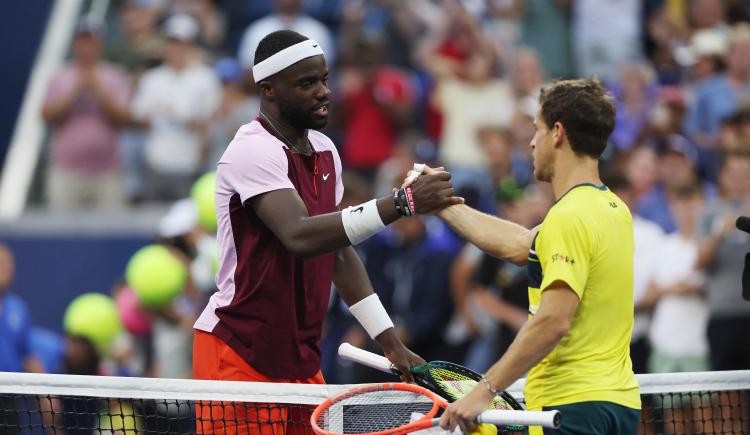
[524,184,641,414]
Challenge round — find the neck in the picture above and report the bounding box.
[258,105,311,154]
[551,152,602,201]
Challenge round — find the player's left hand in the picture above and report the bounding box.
[375,328,425,383]
[439,384,495,433]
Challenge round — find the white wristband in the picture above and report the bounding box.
[348,294,394,339]
[341,199,385,245]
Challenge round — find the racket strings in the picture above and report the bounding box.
[316,389,436,434]
[428,367,517,411]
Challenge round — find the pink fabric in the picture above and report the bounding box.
[194,121,344,378]
[44,63,130,173]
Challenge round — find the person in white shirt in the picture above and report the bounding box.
[131,14,221,201]
[237,0,335,69]
[648,181,709,374]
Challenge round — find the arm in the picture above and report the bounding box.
[696,214,735,269]
[439,283,579,432]
[332,246,425,382]
[438,205,538,265]
[253,172,460,259]
[41,81,83,125]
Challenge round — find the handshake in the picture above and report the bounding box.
[394,163,464,216]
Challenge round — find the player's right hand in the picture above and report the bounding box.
[409,167,464,214]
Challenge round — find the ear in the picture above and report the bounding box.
[259,81,275,100]
[552,121,566,149]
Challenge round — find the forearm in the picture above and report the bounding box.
[92,89,130,125]
[333,246,376,305]
[41,93,79,124]
[279,196,399,258]
[696,236,721,270]
[334,247,400,348]
[438,205,535,265]
[483,313,566,392]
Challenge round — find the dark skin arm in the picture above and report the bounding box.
[333,246,425,382]
[251,171,462,259]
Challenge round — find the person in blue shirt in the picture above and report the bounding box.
[0,244,43,373]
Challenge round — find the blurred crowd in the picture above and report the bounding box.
[2,0,750,383]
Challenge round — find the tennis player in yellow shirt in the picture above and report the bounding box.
[429,79,641,434]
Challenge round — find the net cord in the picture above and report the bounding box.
[0,371,748,403]
[506,370,750,399]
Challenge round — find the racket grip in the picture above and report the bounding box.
[338,343,394,373]
[477,410,561,429]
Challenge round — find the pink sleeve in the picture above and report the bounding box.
[220,137,295,204]
[332,146,344,206]
[44,69,70,104]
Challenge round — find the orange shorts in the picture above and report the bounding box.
[193,329,325,435]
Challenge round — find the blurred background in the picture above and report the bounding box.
[0,0,749,384]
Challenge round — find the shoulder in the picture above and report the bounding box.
[308,130,337,153]
[223,121,287,161]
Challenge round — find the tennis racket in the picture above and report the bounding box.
[311,383,560,435]
[339,343,522,409]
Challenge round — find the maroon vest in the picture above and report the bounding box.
[212,128,337,379]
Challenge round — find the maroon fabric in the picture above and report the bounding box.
[211,135,338,379]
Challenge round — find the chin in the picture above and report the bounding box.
[308,117,328,130]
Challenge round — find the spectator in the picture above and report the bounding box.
[0,244,43,373]
[636,137,715,232]
[131,14,221,201]
[164,0,225,49]
[236,0,335,69]
[572,0,643,81]
[696,152,750,370]
[105,0,165,75]
[422,21,515,195]
[684,24,750,150]
[519,0,573,79]
[338,34,415,178]
[207,57,260,170]
[648,181,709,374]
[105,0,166,203]
[609,64,659,152]
[41,18,130,210]
[625,145,660,203]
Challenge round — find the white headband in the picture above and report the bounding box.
[252,39,324,83]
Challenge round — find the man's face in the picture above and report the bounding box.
[72,34,101,65]
[273,55,331,130]
[0,246,14,294]
[530,110,555,182]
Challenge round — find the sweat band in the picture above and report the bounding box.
[341,199,385,245]
[348,294,394,339]
[252,39,324,82]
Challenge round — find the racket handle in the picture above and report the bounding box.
[477,409,561,429]
[338,343,395,373]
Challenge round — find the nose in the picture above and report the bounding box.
[315,81,331,99]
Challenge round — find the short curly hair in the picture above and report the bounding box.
[538,79,615,159]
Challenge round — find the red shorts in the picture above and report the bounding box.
[193,329,325,434]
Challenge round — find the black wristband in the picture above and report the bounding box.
[395,188,412,216]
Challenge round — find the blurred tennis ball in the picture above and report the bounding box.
[100,400,140,434]
[469,423,498,435]
[191,172,217,233]
[125,244,187,308]
[63,293,122,353]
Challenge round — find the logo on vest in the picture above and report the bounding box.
[323,173,330,181]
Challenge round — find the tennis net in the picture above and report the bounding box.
[0,370,748,434]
